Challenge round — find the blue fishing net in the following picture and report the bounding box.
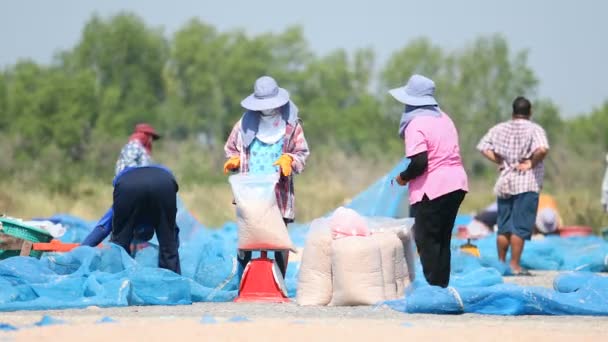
[451,234,608,273]
[1,159,608,315]
[385,255,608,316]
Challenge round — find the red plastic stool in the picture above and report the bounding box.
[234,247,290,303]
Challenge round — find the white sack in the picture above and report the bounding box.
[296,218,333,306]
[229,173,294,251]
[330,236,384,306]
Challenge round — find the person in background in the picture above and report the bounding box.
[81,165,181,274]
[601,154,608,212]
[224,75,310,278]
[391,74,469,288]
[535,194,562,235]
[465,194,561,238]
[477,96,549,276]
[464,202,498,239]
[115,123,161,175]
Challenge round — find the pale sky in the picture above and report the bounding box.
[1,0,606,116]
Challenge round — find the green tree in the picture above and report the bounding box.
[380,35,539,175]
[65,13,169,137]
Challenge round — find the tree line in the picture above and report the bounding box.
[0,12,606,193]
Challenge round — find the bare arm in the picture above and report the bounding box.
[477,128,503,165]
[517,147,548,171]
[529,147,548,168]
[481,149,504,165]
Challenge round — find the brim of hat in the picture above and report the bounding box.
[151,133,161,140]
[536,210,557,233]
[241,88,290,111]
[389,87,438,106]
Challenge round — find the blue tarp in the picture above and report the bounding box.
[1,159,608,315]
[385,253,608,316]
[450,233,608,274]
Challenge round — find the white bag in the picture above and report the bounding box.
[399,230,416,283]
[371,232,404,300]
[330,236,385,306]
[296,218,333,306]
[367,216,416,283]
[229,173,294,251]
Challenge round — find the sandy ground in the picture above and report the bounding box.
[1,271,607,341]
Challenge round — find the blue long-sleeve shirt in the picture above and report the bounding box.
[81,165,174,247]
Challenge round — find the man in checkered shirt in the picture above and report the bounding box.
[477,96,549,275]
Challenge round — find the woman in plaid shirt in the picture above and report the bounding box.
[223,76,310,278]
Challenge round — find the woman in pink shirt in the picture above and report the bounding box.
[391,74,469,288]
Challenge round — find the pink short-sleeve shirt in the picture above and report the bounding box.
[404,112,468,204]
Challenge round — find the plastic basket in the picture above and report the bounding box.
[0,217,53,243]
[0,217,53,259]
[0,250,43,259]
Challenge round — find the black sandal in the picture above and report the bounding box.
[514,269,533,276]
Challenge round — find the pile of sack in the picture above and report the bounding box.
[297,207,416,306]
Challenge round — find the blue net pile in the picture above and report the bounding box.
[385,252,608,315]
[1,160,607,315]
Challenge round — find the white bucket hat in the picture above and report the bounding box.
[241,76,290,111]
[536,208,558,234]
[389,74,438,106]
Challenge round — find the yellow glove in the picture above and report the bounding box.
[273,154,293,177]
[223,156,240,174]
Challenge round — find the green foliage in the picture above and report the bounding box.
[380,34,540,177]
[0,12,607,224]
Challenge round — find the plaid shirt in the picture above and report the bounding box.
[115,141,153,175]
[477,119,549,197]
[225,119,310,221]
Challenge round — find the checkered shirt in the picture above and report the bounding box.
[477,119,549,197]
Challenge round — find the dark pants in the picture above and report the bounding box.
[112,167,181,274]
[497,192,539,240]
[412,190,466,288]
[237,218,290,278]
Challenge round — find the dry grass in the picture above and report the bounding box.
[0,152,387,227]
[1,152,607,234]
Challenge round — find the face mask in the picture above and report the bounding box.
[261,108,276,116]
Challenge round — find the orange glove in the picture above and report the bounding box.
[223,156,240,174]
[273,154,293,177]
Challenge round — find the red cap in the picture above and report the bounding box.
[134,123,161,140]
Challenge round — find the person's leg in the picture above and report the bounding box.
[496,197,514,263]
[413,195,446,287]
[436,190,466,287]
[151,169,181,274]
[509,192,539,273]
[274,218,291,278]
[238,251,252,271]
[509,234,525,272]
[274,251,288,278]
[496,234,510,262]
[111,173,141,255]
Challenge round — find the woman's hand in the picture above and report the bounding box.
[273,154,294,177]
[223,156,241,174]
[394,174,408,186]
